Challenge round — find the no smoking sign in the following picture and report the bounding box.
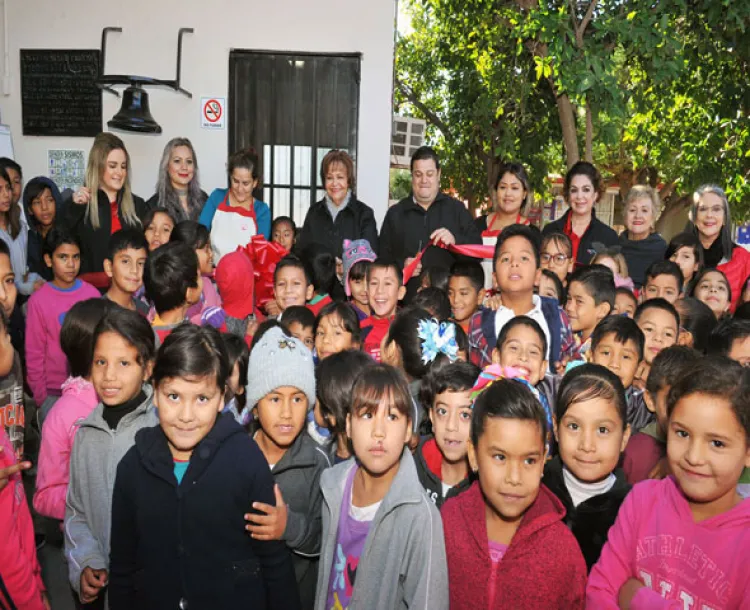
[200,97,226,129]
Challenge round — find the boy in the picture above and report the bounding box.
[448,260,485,333]
[632,298,679,390]
[143,241,202,346]
[613,287,637,318]
[306,250,335,316]
[640,260,683,304]
[271,255,314,318]
[26,228,99,418]
[280,305,315,350]
[415,360,480,507]
[564,264,614,360]
[622,346,701,484]
[360,259,406,361]
[103,229,150,316]
[707,317,750,366]
[468,225,577,372]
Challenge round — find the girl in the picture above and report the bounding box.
[314,364,448,610]
[442,373,587,609]
[199,148,271,265]
[341,238,376,320]
[23,176,62,286]
[66,133,150,287]
[221,332,249,425]
[314,301,361,360]
[666,231,703,293]
[691,267,732,319]
[418,266,450,293]
[143,207,176,252]
[540,232,574,285]
[271,215,296,252]
[64,307,157,608]
[614,287,638,318]
[244,326,328,608]
[587,356,750,608]
[542,364,632,571]
[537,268,565,302]
[619,185,667,289]
[34,298,116,520]
[591,248,634,291]
[0,167,35,296]
[147,137,208,222]
[674,297,716,353]
[108,324,299,610]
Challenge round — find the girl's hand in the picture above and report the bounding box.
[618,578,644,609]
[0,446,31,493]
[72,187,91,206]
[484,293,503,310]
[264,300,281,317]
[80,567,107,604]
[245,485,288,541]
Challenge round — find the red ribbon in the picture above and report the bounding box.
[242,236,289,309]
[403,242,495,284]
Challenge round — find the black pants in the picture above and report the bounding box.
[71,587,106,610]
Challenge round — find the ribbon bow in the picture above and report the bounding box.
[417,319,459,364]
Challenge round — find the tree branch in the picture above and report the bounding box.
[394,76,452,140]
[578,0,598,44]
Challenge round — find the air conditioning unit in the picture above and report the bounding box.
[391,116,426,168]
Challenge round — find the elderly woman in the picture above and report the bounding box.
[690,184,750,311]
[618,185,667,289]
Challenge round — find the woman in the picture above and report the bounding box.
[199,148,270,265]
[618,185,667,289]
[296,149,378,260]
[0,168,34,295]
[146,137,207,222]
[542,161,618,267]
[690,184,750,311]
[64,133,151,287]
[23,176,63,284]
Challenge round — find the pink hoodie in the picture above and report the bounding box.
[33,377,98,520]
[587,477,750,609]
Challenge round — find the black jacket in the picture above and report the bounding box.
[62,189,151,275]
[413,436,473,509]
[22,177,64,281]
[542,456,631,572]
[542,209,618,266]
[619,231,667,289]
[108,413,301,610]
[296,196,379,258]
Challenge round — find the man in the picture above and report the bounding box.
[379,146,481,299]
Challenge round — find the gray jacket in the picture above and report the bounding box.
[64,387,157,596]
[314,449,448,610]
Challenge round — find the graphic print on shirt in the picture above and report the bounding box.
[0,379,23,460]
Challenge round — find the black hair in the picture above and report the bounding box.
[494,161,530,195]
[539,269,564,302]
[674,297,716,353]
[450,260,485,292]
[280,305,315,331]
[227,148,261,182]
[348,259,370,282]
[222,333,249,411]
[412,287,451,320]
[314,301,361,343]
[384,307,436,380]
[568,264,616,310]
[310,250,337,295]
[615,286,638,308]
[410,146,440,172]
[454,322,469,355]
[665,232,704,275]
[0,158,21,178]
[153,323,230,391]
[93,307,156,367]
[43,227,81,259]
[61,298,118,378]
[249,319,291,350]
[419,360,480,412]
[666,355,750,441]
[271,215,296,233]
[106,228,148,261]
[316,349,374,438]
[419,266,450,292]
[689,267,732,305]
[350,363,413,423]
[556,363,628,430]
[496,315,548,360]
[170,220,210,250]
[273,255,312,285]
[0,239,9,259]
[645,345,702,396]
[634,297,680,331]
[143,207,177,231]
[493,223,541,267]
[707,318,750,358]
[735,302,750,321]
[541,231,573,257]
[644,260,684,291]
[564,161,602,199]
[471,378,548,446]
[366,258,403,286]
[590,315,645,362]
[143,241,198,315]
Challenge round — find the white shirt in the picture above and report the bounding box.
[562,466,616,507]
[494,294,552,367]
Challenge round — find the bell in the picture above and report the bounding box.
[107,85,162,134]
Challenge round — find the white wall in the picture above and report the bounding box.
[0,0,398,224]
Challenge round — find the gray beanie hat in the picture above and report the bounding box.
[246,327,316,408]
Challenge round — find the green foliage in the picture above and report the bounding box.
[389,169,413,201]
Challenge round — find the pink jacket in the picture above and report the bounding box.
[187,275,222,325]
[0,429,46,610]
[586,477,750,609]
[33,377,98,520]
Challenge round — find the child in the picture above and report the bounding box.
[666,231,703,292]
[537,268,564,302]
[691,267,731,319]
[108,324,300,610]
[143,241,203,345]
[314,364,448,610]
[0,309,22,465]
[142,207,175,251]
[613,286,637,318]
[360,259,406,362]
[280,305,316,351]
[591,248,634,291]
[315,349,374,464]
[26,228,100,418]
[542,364,632,571]
[271,255,314,317]
[640,259,683,304]
[244,327,328,608]
[674,297,716,352]
[419,265,450,293]
[64,307,157,607]
[34,298,115,520]
[341,238,376,321]
[622,346,701,484]
[587,356,750,608]
[412,286,452,320]
[448,260,485,333]
[271,215,296,252]
[540,231,574,285]
[493,316,548,387]
[442,373,587,609]
[415,360,480,507]
[314,301,361,361]
[708,317,750,366]
[215,250,256,339]
[307,250,336,316]
[632,297,679,390]
[221,332,249,425]
[103,229,150,316]
[468,225,577,372]
[564,264,615,360]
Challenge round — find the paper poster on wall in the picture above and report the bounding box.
[201,97,226,129]
[48,149,86,191]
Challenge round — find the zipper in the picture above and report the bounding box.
[487,558,500,607]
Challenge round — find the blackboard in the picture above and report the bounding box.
[20,49,102,137]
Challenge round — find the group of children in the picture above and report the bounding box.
[1,202,750,610]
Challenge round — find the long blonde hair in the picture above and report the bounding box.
[85,133,139,230]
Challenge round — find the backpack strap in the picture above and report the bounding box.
[539,296,562,365]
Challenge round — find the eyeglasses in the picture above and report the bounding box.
[541,253,569,265]
[696,205,723,216]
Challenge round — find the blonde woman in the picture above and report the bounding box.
[618,185,666,289]
[65,133,150,286]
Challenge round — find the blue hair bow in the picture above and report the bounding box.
[418,319,459,364]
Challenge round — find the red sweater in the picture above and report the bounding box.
[718,245,750,311]
[442,481,587,610]
[360,316,392,362]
